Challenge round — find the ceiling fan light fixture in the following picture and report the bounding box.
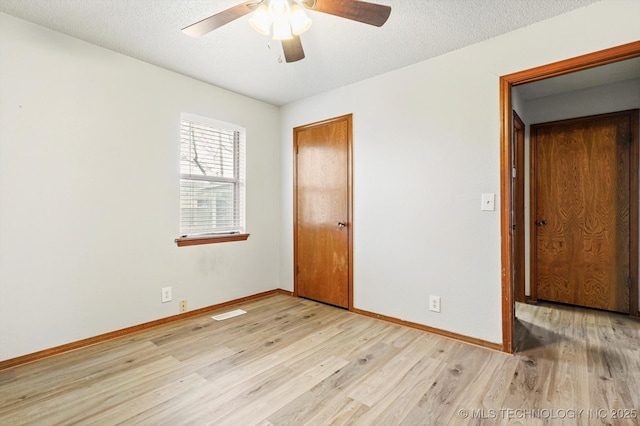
[249,0,304,40]
[272,21,293,40]
[289,4,312,35]
[249,4,271,35]
[268,0,291,20]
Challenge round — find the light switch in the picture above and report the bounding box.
[481,193,495,211]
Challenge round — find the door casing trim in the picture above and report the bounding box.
[293,114,354,310]
[499,41,640,353]
[512,111,526,304]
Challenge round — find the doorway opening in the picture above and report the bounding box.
[499,41,640,353]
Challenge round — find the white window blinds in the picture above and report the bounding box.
[180,114,246,236]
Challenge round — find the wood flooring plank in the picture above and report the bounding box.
[263,316,430,424]
[317,398,370,425]
[478,355,520,413]
[165,364,305,424]
[0,369,16,386]
[0,341,163,414]
[266,341,400,424]
[207,355,350,425]
[443,353,517,425]
[140,318,359,424]
[120,365,294,425]
[67,372,212,425]
[197,317,349,388]
[347,336,438,407]
[150,295,309,346]
[402,342,494,426]
[1,297,638,425]
[0,356,180,425]
[350,354,447,425]
[149,320,359,424]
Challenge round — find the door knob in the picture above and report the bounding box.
[535,219,547,226]
[338,222,346,229]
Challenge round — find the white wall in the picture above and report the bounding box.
[519,78,640,125]
[514,78,640,304]
[280,0,640,344]
[2,1,639,361]
[0,13,281,361]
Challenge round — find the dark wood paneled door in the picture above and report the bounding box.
[294,115,352,308]
[532,110,638,313]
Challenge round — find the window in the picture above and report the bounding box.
[177,114,247,245]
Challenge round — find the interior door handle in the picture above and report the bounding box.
[535,219,547,226]
[338,222,346,229]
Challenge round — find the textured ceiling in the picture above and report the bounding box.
[0,0,604,105]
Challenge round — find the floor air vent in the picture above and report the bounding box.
[212,309,247,321]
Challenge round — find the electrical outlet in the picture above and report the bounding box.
[180,300,187,313]
[161,286,172,303]
[429,295,441,313]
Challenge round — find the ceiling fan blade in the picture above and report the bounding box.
[282,36,305,63]
[304,0,391,27]
[182,1,257,37]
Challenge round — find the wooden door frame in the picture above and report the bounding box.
[293,114,354,310]
[499,41,640,353]
[512,111,526,304]
[529,110,638,313]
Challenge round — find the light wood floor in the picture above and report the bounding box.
[0,295,638,425]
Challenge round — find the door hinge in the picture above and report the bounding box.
[512,167,516,178]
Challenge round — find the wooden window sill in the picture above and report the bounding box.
[175,233,250,247]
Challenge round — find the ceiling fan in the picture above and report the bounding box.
[182,0,392,63]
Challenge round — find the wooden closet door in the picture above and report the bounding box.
[294,115,352,308]
[532,111,633,313]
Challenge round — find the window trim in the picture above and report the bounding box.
[176,113,247,246]
[175,233,249,247]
